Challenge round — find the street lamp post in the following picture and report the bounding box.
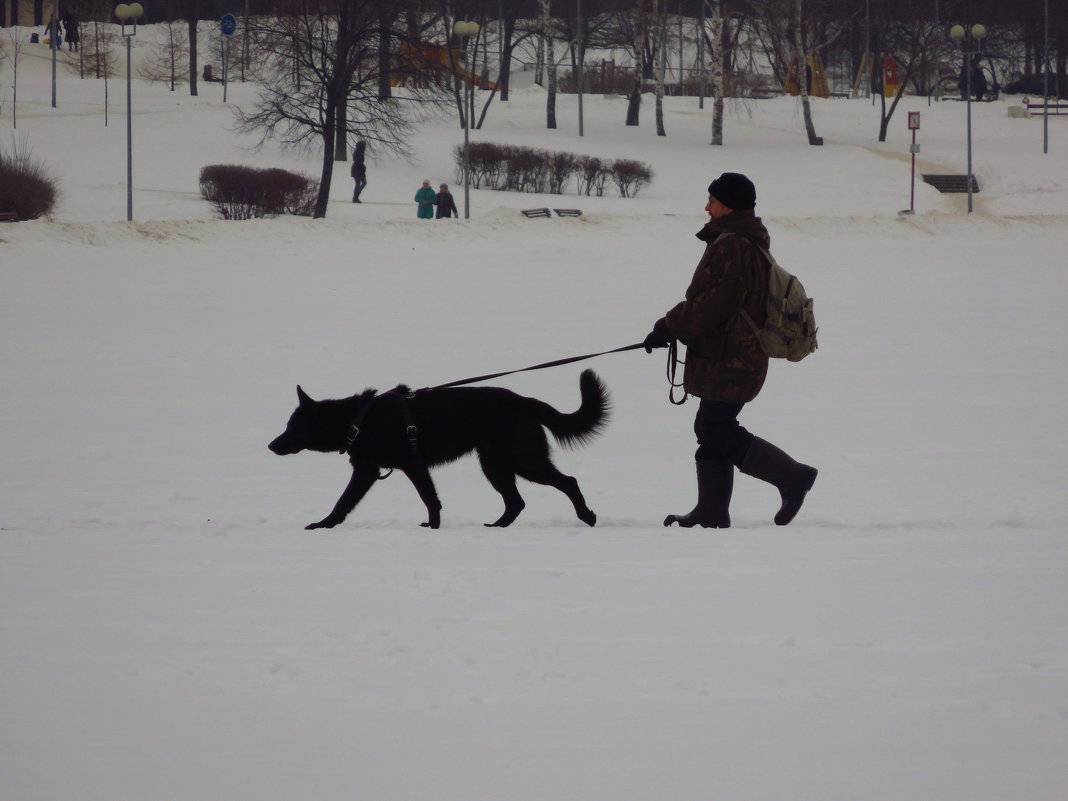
[1043,0,1049,154]
[453,20,479,219]
[950,22,985,214]
[116,2,144,222]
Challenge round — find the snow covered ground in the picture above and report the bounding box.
[3,31,1068,801]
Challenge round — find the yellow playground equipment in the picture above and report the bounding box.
[784,52,830,98]
[391,42,497,90]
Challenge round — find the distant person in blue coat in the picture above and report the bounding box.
[415,180,436,219]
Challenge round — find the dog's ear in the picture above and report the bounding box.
[296,385,313,406]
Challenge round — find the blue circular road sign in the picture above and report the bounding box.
[220,13,237,36]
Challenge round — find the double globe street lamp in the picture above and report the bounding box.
[453,20,479,219]
[116,2,144,222]
[950,22,986,214]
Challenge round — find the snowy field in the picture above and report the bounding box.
[3,32,1068,801]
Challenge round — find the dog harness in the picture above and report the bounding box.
[341,387,420,461]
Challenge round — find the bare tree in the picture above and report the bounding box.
[651,0,666,136]
[2,27,25,128]
[625,0,652,125]
[540,0,559,128]
[793,0,822,145]
[238,0,435,218]
[140,21,190,90]
[706,0,726,145]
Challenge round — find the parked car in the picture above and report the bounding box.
[1003,73,1068,98]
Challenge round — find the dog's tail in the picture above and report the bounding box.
[537,369,611,449]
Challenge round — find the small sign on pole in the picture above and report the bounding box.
[901,112,921,215]
[220,14,237,103]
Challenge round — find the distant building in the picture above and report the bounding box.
[3,0,60,29]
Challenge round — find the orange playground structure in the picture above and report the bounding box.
[391,42,497,89]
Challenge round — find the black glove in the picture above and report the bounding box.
[643,317,674,353]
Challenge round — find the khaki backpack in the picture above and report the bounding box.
[719,233,818,362]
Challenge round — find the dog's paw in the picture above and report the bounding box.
[305,518,338,530]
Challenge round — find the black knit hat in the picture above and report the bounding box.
[708,172,756,211]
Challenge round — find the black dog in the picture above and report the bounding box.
[269,369,610,529]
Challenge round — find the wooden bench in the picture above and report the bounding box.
[521,207,551,218]
[0,211,20,223]
[922,174,980,194]
[1023,98,1068,115]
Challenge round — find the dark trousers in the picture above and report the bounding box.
[694,400,756,466]
[352,177,367,201]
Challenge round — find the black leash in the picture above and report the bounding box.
[415,342,647,393]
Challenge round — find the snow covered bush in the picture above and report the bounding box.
[0,141,58,221]
[199,165,318,220]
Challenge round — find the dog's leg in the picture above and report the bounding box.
[477,451,526,527]
[517,459,597,527]
[306,464,378,530]
[400,464,443,529]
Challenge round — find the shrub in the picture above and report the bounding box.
[575,155,610,196]
[610,159,654,197]
[450,144,652,198]
[0,144,58,221]
[545,151,577,195]
[199,164,318,220]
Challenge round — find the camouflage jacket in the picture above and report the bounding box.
[664,210,771,404]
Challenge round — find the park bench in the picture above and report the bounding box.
[521,208,585,218]
[1023,97,1068,116]
[922,174,980,194]
[0,211,20,222]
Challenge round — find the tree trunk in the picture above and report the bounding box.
[334,98,348,160]
[541,0,556,129]
[625,1,645,126]
[709,0,724,145]
[653,0,665,136]
[315,100,337,219]
[499,15,515,101]
[188,17,198,96]
[377,10,392,100]
[794,0,822,146]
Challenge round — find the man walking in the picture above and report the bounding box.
[643,172,817,528]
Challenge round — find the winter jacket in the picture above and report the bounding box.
[663,209,771,404]
[435,191,458,219]
[414,187,436,219]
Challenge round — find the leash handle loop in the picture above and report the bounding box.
[667,340,688,405]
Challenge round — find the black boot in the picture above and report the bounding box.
[740,437,817,526]
[664,458,733,528]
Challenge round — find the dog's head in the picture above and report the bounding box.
[268,385,327,455]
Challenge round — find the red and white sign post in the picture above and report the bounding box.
[906,112,921,214]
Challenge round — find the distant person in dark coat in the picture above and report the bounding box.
[959,63,987,102]
[972,64,987,102]
[642,172,818,529]
[435,184,458,218]
[61,11,79,51]
[351,140,367,203]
